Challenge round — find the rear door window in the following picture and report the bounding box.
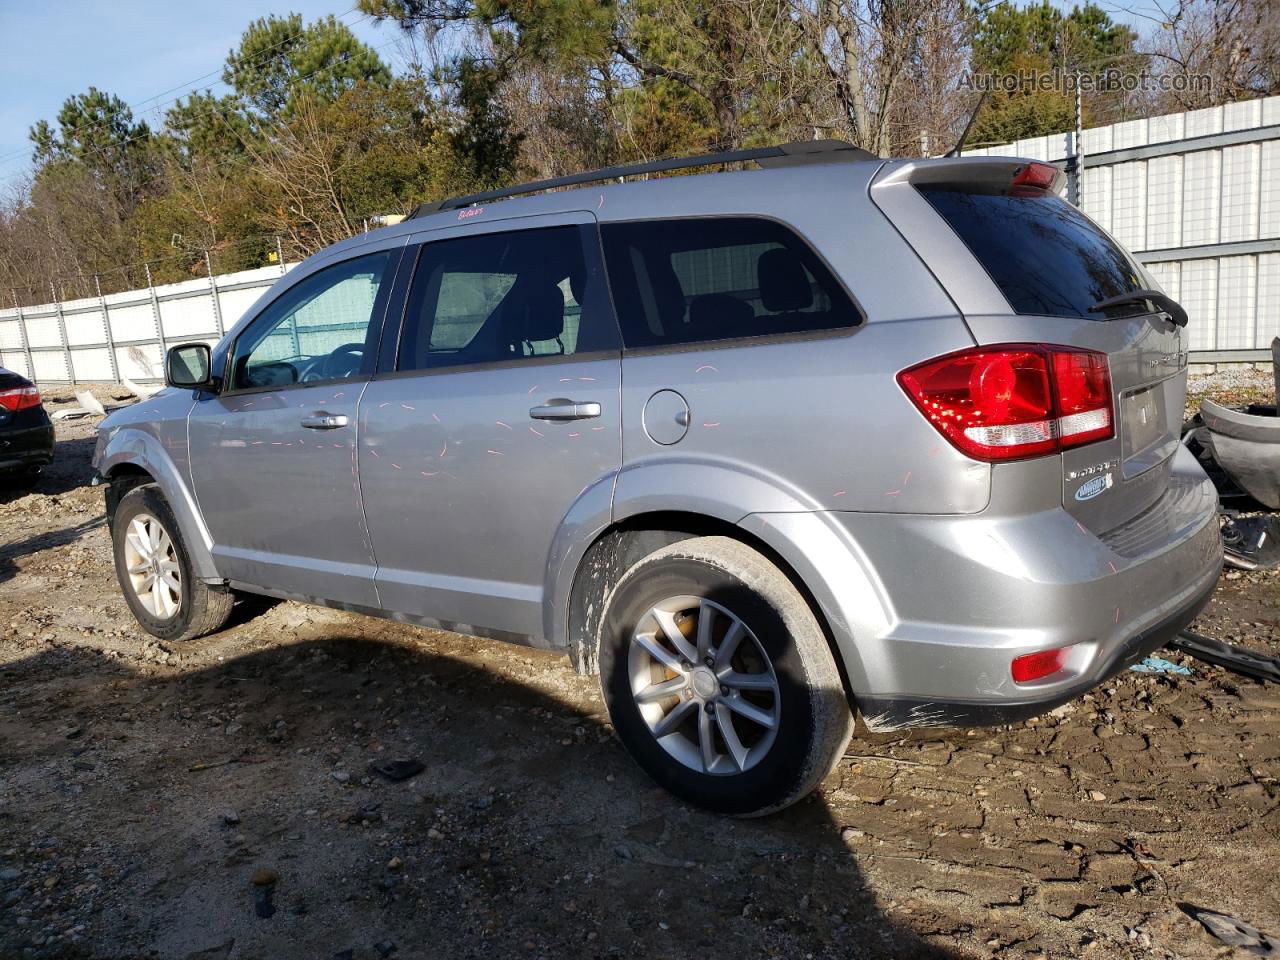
[918,185,1149,320]
[398,224,618,371]
[600,217,861,348]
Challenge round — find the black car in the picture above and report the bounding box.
[0,367,54,483]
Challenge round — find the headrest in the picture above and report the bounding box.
[687,293,754,336]
[513,281,565,343]
[758,248,813,312]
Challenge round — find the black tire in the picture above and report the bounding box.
[111,485,235,642]
[598,536,853,817]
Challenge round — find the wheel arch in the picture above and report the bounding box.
[560,510,868,706]
[97,429,221,581]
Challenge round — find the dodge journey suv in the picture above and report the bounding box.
[94,141,1222,816]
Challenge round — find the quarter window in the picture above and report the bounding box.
[231,251,395,390]
[398,225,617,372]
[600,217,861,348]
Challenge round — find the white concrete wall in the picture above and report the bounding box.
[0,264,292,382]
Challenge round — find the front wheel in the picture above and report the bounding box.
[598,536,853,817]
[112,485,235,642]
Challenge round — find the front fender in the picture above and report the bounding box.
[96,423,221,581]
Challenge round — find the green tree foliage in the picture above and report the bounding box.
[969,1,1140,144]
[164,91,257,164]
[225,13,393,117]
[29,87,152,175]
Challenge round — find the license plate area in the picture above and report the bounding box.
[1120,384,1172,478]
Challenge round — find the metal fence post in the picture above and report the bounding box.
[144,263,168,367]
[93,275,121,383]
[50,281,76,386]
[1070,70,1085,206]
[276,236,286,276]
[205,250,224,336]
[10,289,34,381]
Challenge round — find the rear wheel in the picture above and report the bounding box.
[598,536,852,817]
[112,485,234,642]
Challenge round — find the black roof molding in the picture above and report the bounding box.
[408,139,878,218]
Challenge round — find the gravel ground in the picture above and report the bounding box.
[1,382,1278,960]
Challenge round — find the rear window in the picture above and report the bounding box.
[600,217,860,348]
[918,186,1149,320]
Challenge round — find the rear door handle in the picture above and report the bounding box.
[300,413,349,429]
[529,399,602,421]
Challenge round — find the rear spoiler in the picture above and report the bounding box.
[871,156,1066,195]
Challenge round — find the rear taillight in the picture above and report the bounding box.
[0,385,41,413]
[1051,351,1112,447]
[898,345,1112,462]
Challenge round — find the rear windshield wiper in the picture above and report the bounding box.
[1089,289,1188,327]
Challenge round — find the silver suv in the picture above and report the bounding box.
[94,142,1222,816]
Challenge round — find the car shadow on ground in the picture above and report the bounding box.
[1,627,963,960]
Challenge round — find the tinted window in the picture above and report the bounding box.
[398,225,617,371]
[919,186,1149,320]
[600,217,860,348]
[232,251,395,390]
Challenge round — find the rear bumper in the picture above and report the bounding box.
[855,572,1216,728]
[816,444,1223,730]
[0,421,54,473]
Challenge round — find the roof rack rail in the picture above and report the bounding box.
[408,139,878,218]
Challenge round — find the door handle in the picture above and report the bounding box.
[529,399,602,421]
[300,413,349,429]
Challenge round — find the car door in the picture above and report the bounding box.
[188,246,404,607]
[358,213,622,640]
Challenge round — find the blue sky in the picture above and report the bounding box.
[0,2,404,182]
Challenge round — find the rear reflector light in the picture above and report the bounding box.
[1011,647,1070,684]
[0,385,41,412]
[1012,161,1058,190]
[898,345,1113,462]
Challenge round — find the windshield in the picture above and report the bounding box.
[919,185,1151,320]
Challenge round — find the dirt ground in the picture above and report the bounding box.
[1,381,1278,960]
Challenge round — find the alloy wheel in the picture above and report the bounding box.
[122,513,182,619]
[627,595,780,775]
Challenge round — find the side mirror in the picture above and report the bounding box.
[165,343,215,390]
